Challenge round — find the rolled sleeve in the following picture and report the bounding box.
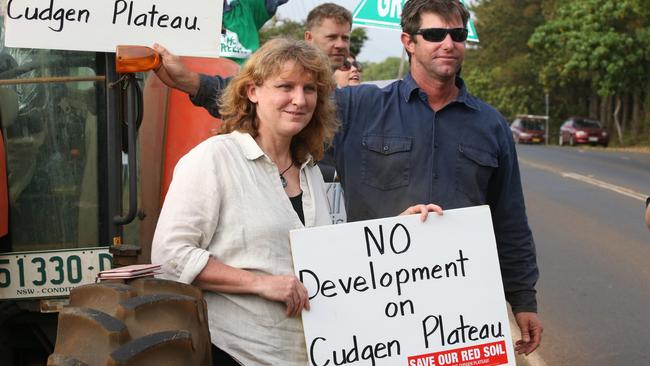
[190,74,231,118]
[178,251,210,284]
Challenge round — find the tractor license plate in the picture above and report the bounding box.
[588,137,599,142]
[0,248,112,299]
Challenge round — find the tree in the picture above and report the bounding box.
[259,19,304,45]
[529,0,650,144]
[350,28,368,57]
[462,0,547,120]
[362,57,401,81]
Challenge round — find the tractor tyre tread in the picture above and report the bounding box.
[108,330,193,366]
[48,279,211,366]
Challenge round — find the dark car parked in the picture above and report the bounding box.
[559,117,609,147]
[510,115,546,144]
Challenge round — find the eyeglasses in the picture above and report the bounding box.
[339,59,362,72]
[412,28,468,42]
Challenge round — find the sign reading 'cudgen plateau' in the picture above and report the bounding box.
[291,206,515,366]
[3,0,222,57]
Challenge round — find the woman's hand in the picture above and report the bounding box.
[400,203,443,222]
[254,275,310,317]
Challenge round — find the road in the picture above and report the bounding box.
[514,145,650,365]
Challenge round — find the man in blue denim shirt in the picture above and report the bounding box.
[153,0,542,355]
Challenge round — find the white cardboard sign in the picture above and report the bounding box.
[3,0,222,57]
[291,205,516,366]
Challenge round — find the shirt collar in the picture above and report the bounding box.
[401,73,480,111]
[232,130,265,161]
[231,130,315,167]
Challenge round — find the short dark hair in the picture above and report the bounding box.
[306,3,352,31]
[401,0,470,34]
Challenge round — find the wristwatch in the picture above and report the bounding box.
[646,196,650,207]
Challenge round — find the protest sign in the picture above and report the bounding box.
[291,205,515,366]
[3,0,222,57]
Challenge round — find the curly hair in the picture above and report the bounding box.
[401,0,470,35]
[305,2,352,31]
[218,38,338,164]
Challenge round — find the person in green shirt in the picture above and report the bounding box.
[220,0,289,65]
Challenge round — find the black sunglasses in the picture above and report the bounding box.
[339,59,362,72]
[412,27,468,42]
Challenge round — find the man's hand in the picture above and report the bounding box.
[514,312,543,355]
[253,274,310,317]
[400,203,443,222]
[152,43,201,96]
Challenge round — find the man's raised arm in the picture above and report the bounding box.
[152,43,229,118]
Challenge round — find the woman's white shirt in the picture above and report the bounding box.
[151,131,332,365]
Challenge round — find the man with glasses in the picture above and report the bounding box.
[154,0,542,355]
[332,0,542,354]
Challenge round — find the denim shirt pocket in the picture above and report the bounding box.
[361,135,412,190]
[456,144,499,204]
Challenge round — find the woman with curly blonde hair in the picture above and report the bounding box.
[152,38,338,365]
[219,38,338,163]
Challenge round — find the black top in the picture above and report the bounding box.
[289,193,304,225]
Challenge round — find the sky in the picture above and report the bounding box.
[276,0,405,63]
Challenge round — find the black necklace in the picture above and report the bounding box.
[279,162,292,188]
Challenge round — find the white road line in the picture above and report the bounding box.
[519,159,647,202]
[560,173,646,201]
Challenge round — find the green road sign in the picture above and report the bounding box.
[352,0,479,42]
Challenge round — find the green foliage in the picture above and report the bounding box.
[529,0,650,96]
[350,28,368,57]
[463,0,547,119]
[362,57,401,82]
[457,0,650,145]
[524,0,650,144]
[259,19,305,45]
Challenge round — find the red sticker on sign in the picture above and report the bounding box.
[407,341,508,366]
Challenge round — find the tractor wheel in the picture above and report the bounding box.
[47,278,211,366]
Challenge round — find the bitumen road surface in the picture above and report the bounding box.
[513,144,649,366]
